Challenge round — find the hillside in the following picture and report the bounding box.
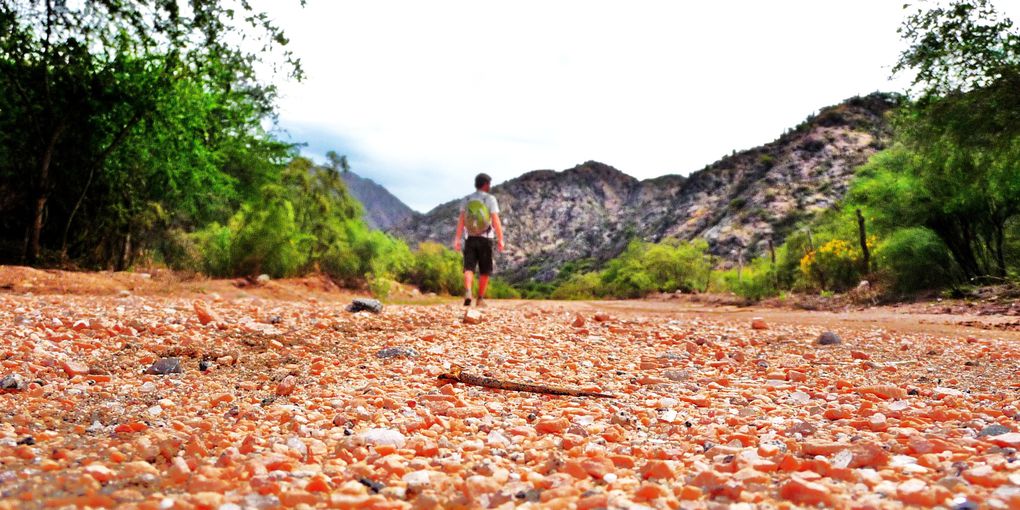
[393,93,899,282]
[340,171,416,230]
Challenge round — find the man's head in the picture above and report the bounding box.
[474,173,492,191]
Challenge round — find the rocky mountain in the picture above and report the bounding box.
[340,171,415,230]
[393,93,899,282]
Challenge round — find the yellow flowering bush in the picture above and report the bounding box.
[800,238,869,291]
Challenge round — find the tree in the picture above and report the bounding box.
[0,0,302,266]
[873,0,1020,280]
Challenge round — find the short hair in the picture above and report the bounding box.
[474,173,492,190]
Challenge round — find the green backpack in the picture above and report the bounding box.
[465,198,491,236]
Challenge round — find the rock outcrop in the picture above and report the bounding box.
[393,93,899,282]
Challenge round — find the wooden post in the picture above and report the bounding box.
[737,250,744,283]
[856,208,870,274]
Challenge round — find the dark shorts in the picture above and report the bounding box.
[463,236,494,275]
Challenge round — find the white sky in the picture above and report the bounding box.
[259,1,1016,212]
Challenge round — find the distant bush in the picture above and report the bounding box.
[193,189,312,278]
[550,272,602,300]
[876,227,955,293]
[799,138,826,153]
[714,256,779,301]
[800,238,864,291]
[590,239,712,298]
[483,277,521,299]
[406,242,464,295]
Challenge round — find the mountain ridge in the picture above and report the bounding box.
[392,92,900,283]
[340,171,415,230]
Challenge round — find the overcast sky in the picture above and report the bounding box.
[259,1,1006,212]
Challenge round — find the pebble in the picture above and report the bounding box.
[977,424,1011,437]
[751,317,768,330]
[463,309,483,324]
[375,347,418,359]
[817,331,842,345]
[1,373,25,391]
[572,314,585,327]
[145,357,182,375]
[347,298,383,313]
[359,428,406,448]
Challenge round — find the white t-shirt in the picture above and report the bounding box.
[459,190,500,239]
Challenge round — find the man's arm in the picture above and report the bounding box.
[492,213,504,252]
[454,211,465,251]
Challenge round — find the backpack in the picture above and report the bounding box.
[465,197,491,236]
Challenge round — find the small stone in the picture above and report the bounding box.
[818,331,841,345]
[788,391,811,404]
[571,314,585,327]
[359,477,385,493]
[751,317,768,330]
[199,360,211,372]
[145,357,182,375]
[256,274,271,284]
[193,300,218,325]
[463,309,483,324]
[402,470,430,490]
[84,464,115,483]
[662,370,689,382]
[977,424,1011,438]
[17,436,35,446]
[1,374,25,391]
[61,360,90,377]
[347,298,383,314]
[359,428,406,448]
[276,375,297,396]
[375,347,418,359]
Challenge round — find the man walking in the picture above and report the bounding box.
[454,173,504,307]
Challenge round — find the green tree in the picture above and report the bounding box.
[0,0,301,266]
[879,0,1020,280]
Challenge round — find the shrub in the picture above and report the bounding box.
[876,227,955,292]
[192,190,311,278]
[550,272,602,300]
[406,242,464,295]
[595,239,712,298]
[483,277,521,299]
[800,239,863,291]
[717,256,779,301]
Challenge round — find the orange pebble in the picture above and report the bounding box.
[640,460,677,480]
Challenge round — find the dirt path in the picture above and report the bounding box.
[2,268,1019,509]
[493,299,1020,342]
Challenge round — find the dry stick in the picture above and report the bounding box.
[439,365,616,398]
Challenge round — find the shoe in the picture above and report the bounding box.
[476,298,487,308]
[463,298,472,306]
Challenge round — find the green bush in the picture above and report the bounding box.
[483,277,521,299]
[715,256,780,301]
[550,272,602,300]
[406,242,464,295]
[192,189,311,278]
[876,227,955,292]
[594,239,712,298]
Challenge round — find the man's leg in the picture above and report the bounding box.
[476,239,494,306]
[478,274,489,300]
[463,270,474,303]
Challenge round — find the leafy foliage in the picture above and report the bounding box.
[0,0,300,266]
[875,227,956,293]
